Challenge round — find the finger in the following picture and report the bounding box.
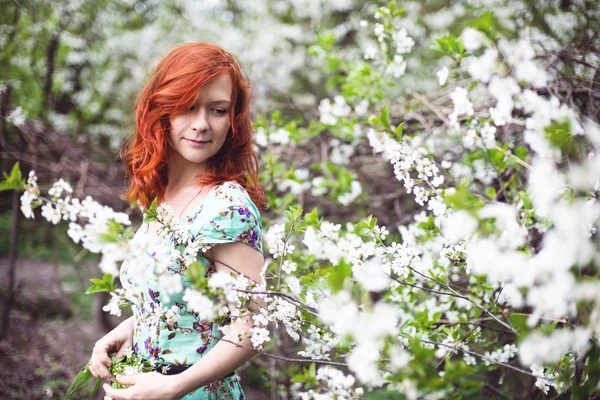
[103,383,133,400]
[93,350,114,375]
[96,362,112,381]
[115,374,139,386]
[90,358,113,381]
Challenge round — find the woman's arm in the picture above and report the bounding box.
[90,315,134,380]
[172,240,265,397]
[102,242,265,400]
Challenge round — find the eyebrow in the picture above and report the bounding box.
[208,100,231,106]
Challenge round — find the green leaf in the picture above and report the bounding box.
[381,105,391,132]
[85,283,109,294]
[354,220,369,230]
[513,146,530,161]
[291,206,303,222]
[325,260,352,293]
[508,313,528,332]
[303,208,319,226]
[369,215,378,229]
[284,210,293,222]
[485,187,497,200]
[65,363,100,400]
[468,11,498,38]
[393,121,404,140]
[431,35,465,56]
[0,162,26,192]
[0,181,18,191]
[299,275,317,286]
[486,147,507,172]
[392,7,405,17]
[442,184,485,211]
[544,120,574,152]
[150,197,158,211]
[11,162,22,183]
[89,377,102,400]
[185,261,206,287]
[366,115,379,126]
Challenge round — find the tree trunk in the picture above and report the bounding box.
[0,189,21,339]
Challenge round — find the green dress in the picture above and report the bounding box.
[119,181,263,399]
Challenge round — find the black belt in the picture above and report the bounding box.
[156,363,235,379]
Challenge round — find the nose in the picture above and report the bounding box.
[190,108,209,132]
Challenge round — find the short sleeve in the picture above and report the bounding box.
[195,203,263,254]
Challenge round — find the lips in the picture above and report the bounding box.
[184,138,211,147]
[185,138,211,144]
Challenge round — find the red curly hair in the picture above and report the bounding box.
[120,42,266,210]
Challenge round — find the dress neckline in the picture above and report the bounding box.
[142,182,225,232]
[178,182,222,221]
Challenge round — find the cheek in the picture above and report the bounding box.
[169,116,187,136]
[214,117,231,138]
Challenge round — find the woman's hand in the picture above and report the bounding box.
[102,372,183,400]
[89,317,134,381]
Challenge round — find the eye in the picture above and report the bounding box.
[187,106,196,113]
[212,108,228,116]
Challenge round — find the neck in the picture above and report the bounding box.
[166,148,208,192]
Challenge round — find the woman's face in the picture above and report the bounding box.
[167,73,233,169]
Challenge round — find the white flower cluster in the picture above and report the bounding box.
[466,47,499,83]
[461,122,497,151]
[319,291,399,386]
[281,260,297,274]
[500,38,548,88]
[266,295,302,341]
[488,75,520,126]
[182,288,219,320]
[48,178,73,198]
[255,126,293,148]
[297,328,336,361]
[530,364,562,394]
[448,87,474,130]
[367,128,446,215]
[163,305,181,325]
[519,328,591,366]
[461,27,487,51]
[482,343,518,366]
[22,176,132,277]
[302,224,345,264]
[250,327,270,349]
[20,170,39,219]
[518,89,583,160]
[267,223,295,258]
[329,138,355,165]
[102,290,126,317]
[436,66,449,86]
[319,96,352,125]
[337,180,362,206]
[296,366,364,399]
[279,168,311,196]
[7,106,26,127]
[363,8,414,79]
[225,274,253,307]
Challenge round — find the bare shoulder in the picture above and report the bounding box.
[209,241,265,283]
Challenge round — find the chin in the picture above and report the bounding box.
[182,153,211,164]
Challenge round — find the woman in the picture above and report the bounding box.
[89,42,267,400]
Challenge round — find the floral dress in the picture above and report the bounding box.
[119,181,263,399]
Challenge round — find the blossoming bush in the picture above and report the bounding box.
[3,1,600,399]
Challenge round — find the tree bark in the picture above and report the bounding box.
[0,189,21,339]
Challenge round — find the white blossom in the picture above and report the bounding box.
[461,27,487,51]
[436,66,449,85]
